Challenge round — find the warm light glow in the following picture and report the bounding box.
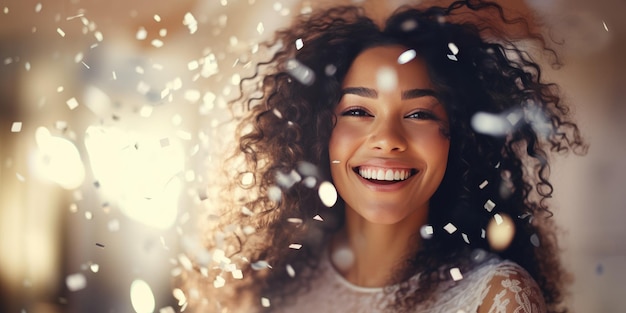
[32,127,85,189]
[85,126,184,229]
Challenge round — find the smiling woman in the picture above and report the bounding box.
[180,1,586,312]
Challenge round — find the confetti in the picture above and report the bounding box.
[376,67,397,92]
[154,14,162,22]
[232,269,244,279]
[160,307,175,313]
[241,206,254,216]
[530,233,540,247]
[443,223,457,234]
[183,12,198,34]
[172,288,186,306]
[251,260,271,270]
[484,199,496,212]
[450,267,463,281]
[313,215,324,221]
[130,279,156,313]
[471,112,511,136]
[95,243,105,248]
[66,97,79,110]
[287,218,303,224]
[288,243,302,250]
[261,297,270,308]
[302,176,316,188]
[136,27,147,40]
[331,246,354,271]
[397,49,417,64]
[108,219,120,232]
[213,276,225,288]
[318,181,338,207]
[90,263,99,273]
[479,180,488,189]
[285,59,315,86]
[57,28,66,37]
[66,273,87,291]
[295,38,304,50]
[401,19,418,31]
[286,264,295,277]
[603,21,609,32]
[420,224,434,239]
[151,39,164,48]
[267,185,282,202]
[325,64,337,76]
[257,22,264,34]
[241,172,254,186]
[462,233,470,244]
[11,122,22,132]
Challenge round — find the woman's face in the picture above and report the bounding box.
[329,45,450,226]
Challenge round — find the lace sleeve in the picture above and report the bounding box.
[478,263,547,313]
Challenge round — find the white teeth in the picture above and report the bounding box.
[358,167,412,181]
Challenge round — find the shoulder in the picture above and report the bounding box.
[476,260,547,313]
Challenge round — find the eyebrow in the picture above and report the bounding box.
[341,87,439,100]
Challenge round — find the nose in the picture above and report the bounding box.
[368,120,408,153]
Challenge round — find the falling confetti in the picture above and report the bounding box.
[602,21,609,32]
[288,243,302,250]
[183,12,198,34]
[376,66,397,92]
[261,297,270,308]
[285,59,315,86]
[471,112,511,136]
[420,224,434,239]
[11,122,22,132]
[286,264,296,277]
[443,223,457,234]
[449,267,463,281]
[66,273,87,291]
[397,49,417,64]
[487,213,515,251]
[130,279,156,313]
[318,181,337,207]
[295,38,304,50]
[57,28,66,37]
[66,97,79,110]
[483,199,496,212]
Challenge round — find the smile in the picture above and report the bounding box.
[354,166,417,182]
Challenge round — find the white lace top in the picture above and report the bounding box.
[275,252,546,313]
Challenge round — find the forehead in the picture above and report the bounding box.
[342,45,432,89]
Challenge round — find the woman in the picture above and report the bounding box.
[180,1,586,312]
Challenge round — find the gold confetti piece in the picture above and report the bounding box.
[11,122,22,132]
[450,268,463,281]
[57,28,66,37]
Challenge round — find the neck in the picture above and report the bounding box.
[330,206,427,287]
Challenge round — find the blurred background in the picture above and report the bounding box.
[0,0,623,312]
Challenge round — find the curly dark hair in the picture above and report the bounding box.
[180,1,586,312]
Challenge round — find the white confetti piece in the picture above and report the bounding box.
[154,14,161,22]
[257,22,264,34]
[251,260,271,270]
[139,105,153,117]
[172,288,186,306]
[183,12,198,34]
[160,307,175,313]
[66,97,79,110]
[159,29,167,37]
[325,64,337,76]
[241,172,254,186]
[85,211,93,220]
[484,199,496,212]
[11,122,22,132]
[443,223,457,234]
[261,297,270,308]
[420,224,434,239]
[313,214,324,221]
[90,263,99,273]
[188,60,199,70]
[242,206,254,216]
[232,269,244,279]
[35,3,42,12]
[136,27,147,40]
[397,49,417,64]
[285,59,315,85]
[603,21,609,32]
[57,28,65,37]
[302,176,316,188]
[295,38,304,50]
[25,62,31,71]
[318,181,337,207]
[267,185,282,202]
[376,66,397,92]
[130,279,155,313]
[401,19,418,31]
[479,180,488,189]
[462,233,470,244]
[66,273,87,291]
[94,31,103,42]
[287,218,303,224]
[530,233,540,247]
[213,276,225,288]
[286,264,295,277]
[471,112,511,136]
[289,243,302,250]
[450,267,463,281]
[151,39,164,48]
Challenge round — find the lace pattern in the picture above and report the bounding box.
[275,253,546,313]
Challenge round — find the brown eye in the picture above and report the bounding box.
[342,108,372,117]
[406,110,437,120]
